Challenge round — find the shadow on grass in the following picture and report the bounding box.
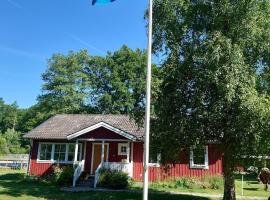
[243,188,259,191]
[0,173,215,200]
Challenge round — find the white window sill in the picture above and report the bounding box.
[148,163,160,167]
[118,153,128,156]
[190,165,209,169]
[37,160,74,164]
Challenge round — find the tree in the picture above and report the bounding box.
[151,1,270,200]
[87,45,160,124]
[0,98,21,132]
[38,46,160,125]
[38,50,90,114]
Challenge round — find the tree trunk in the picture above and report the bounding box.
[223,152,236,200]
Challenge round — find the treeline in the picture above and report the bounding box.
[0,45,160,154]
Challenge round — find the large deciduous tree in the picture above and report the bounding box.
[30,46,159,128]
[151,1,270,200]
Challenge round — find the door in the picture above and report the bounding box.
[91,143,108,174]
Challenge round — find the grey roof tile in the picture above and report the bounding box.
[24,114,144,140]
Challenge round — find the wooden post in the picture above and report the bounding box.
[127,142,130,163]
[101,141,105,165]
[74,140,79,165]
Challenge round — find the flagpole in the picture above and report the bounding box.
[143,0,153,199]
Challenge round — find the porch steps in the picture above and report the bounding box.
[76,176,95,188]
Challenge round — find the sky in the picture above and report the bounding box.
[0,0,148,108]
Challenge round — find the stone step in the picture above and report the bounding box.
[76,177,95,187]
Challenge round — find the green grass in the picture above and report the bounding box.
[235,174,269,197]
[0,168,26,174]
[0,170,218,200]
[0,169,268,200]
[132,174,270,198]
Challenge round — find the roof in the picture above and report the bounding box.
[23,114,144,140]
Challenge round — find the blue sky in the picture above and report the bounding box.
[0,0,148,108]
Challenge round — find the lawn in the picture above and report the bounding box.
[0,169,268,200]
[0,169,218,200]
[141,174,270,198]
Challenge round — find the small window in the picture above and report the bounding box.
[149,153,161,167]
[39,144,52,161]
[54,144,66,162]
[118,143,128,155]
[190,146,209,169]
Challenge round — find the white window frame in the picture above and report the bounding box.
[118,143,128,155]
[189,146,209,169]
[37,142,82,164]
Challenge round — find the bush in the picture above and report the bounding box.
[201,175,224,190]
[51,165,74,185]
[22,174,40,183]
[97,169,130,189]
[175,177,196,189]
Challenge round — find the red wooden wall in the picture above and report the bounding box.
[132,142,223,182]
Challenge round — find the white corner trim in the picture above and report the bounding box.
[189,146,209,169]
[67,122,137,141]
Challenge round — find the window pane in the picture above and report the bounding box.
[39,144,52,160]
[193,146,205,165]
[54,144,66,162]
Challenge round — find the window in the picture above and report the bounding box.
[118,143,128,155]
[38,143,82,163]
[54,144,66,162]
[39,144,52,161]
[149,152,161,167]
[190,146,209,169]
[67,144,75,162]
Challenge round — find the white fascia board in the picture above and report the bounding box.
[67,122,137,141]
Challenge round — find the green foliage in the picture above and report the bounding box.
[51,165,74,186]
[0,129,27,155]
[0,98,23,132]
[151,175,224,190]
[151,1,270,199]
[98,169,131,189]
[24,46,160,127]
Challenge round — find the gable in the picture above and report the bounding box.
[67,121,137,141]
[78,127,128,140]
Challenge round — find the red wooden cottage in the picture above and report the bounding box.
[24,114,223,187]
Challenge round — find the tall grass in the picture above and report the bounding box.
[150,175,224,191]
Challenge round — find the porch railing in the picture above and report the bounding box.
[72,160,85,187]
[94,162,103,188]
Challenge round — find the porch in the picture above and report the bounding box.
[72,138,133,188]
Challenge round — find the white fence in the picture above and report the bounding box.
[0,154,29,169]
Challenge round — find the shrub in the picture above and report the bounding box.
[175,177,196,189]
[98,169,130,189]
[201,175,224,190]
[52,165,74,185]
[22,174,39,183]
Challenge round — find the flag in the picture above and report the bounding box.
[92,0,116,5]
